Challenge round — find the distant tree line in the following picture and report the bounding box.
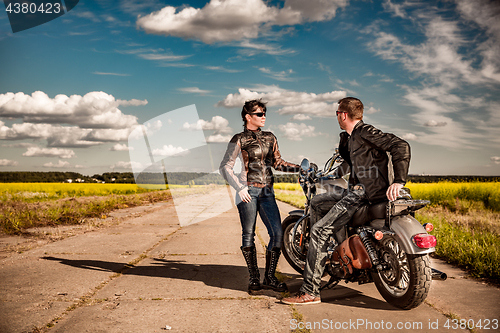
[1,172,498,184]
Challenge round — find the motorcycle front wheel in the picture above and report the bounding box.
[281,215,308,274]
[371,235,432,310]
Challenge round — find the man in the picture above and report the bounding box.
[281,97,410,305]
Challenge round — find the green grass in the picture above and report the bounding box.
[418,212,500,281]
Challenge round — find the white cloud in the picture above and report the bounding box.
[402,133,417,141]
[0,91,140,129]
[278,102,339,118]
[1,142,37,148]
[258,67,295,81]
[137,53,191,61]
[0,122,134,148]
[117,98,148,106]
[93,72,131,76]
[182,116,233,135]
[216,87,346,113]
[43,160,71,168]
[23,147,76,159]
[454,0,500,82]
[110,143,132,151]
[152,145,188,157]
[136,0,348,44]
[277,123,318,141]
[0,159,18,166]
[206,134,232,143]
[177,87,212,94]
[291,114,312,121]
[204,66,242,73]
[424,120,447,127]
[491,156,500,164]
[365,107,380,115]
[237,40,296,56]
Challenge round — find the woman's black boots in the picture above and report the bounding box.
[262,247,288,292]
[241,246,261,292]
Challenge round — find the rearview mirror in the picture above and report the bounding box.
[300,158,310,172]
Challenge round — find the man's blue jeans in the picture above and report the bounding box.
[300,186,367,297]
[237,185,283,249]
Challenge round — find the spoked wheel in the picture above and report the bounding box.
[372,235,432,309]
[281,215,308,274]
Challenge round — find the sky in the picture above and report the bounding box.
[0,0,499,177]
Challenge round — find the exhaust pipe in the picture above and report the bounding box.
[431,268,447,281]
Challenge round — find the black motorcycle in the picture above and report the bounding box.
[281,151,443,309]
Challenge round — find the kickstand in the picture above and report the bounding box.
[320,276,340,290]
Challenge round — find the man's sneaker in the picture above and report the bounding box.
[281,291,321,305]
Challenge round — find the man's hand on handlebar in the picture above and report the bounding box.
[386,183,404,201]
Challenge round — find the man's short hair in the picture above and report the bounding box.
[241,99,267,127]
[338,97,363,120]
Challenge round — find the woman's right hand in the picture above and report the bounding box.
[238,187,252,203]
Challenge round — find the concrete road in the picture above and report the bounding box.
[0,186,499,333]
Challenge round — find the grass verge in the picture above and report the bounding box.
[417,211,500,282]
[0,191,172,234]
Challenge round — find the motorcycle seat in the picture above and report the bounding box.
[350,201,387,227]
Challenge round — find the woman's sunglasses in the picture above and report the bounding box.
[250,112,266,117]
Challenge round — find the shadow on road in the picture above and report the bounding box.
[42,256,397,310]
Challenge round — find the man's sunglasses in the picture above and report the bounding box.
[250,112,266,117]
[336,111,347,116]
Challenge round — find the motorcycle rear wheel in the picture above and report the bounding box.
[371,235,432,309]
[281,215,308,274]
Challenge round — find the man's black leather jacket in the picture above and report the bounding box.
[219,128,300,191]
[338,120,411,203]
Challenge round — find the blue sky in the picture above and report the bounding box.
[0,0,499,176]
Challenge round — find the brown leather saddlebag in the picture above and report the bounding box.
[332,235,372,276]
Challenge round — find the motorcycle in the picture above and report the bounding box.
[281,151,442,309]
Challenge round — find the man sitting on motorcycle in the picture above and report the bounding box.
[282,96,411,305]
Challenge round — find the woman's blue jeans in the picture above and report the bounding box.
[237,185,283,249]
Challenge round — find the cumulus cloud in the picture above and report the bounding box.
[402,133,417,141]
[110,143,132,151]
[0,122,135,148]
[23,147,76,159]
[291,114,312,121]
[217,87,345,111]
[136,0,348,44]
[152,145,188,157]
[206,134,233,143]
[0,159,18,166]
[183,116,233,135]
[277,123,318,141]
[365,107,380,114]
[43,160,71,168]
[0,91,141,129]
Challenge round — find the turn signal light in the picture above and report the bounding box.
[374,230,384,240]
[412,234,437,249]
[423,223,434,232]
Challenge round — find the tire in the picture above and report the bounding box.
[281,215,308,274]
[371,235,432,310]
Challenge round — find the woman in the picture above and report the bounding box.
[219,99,300,292]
